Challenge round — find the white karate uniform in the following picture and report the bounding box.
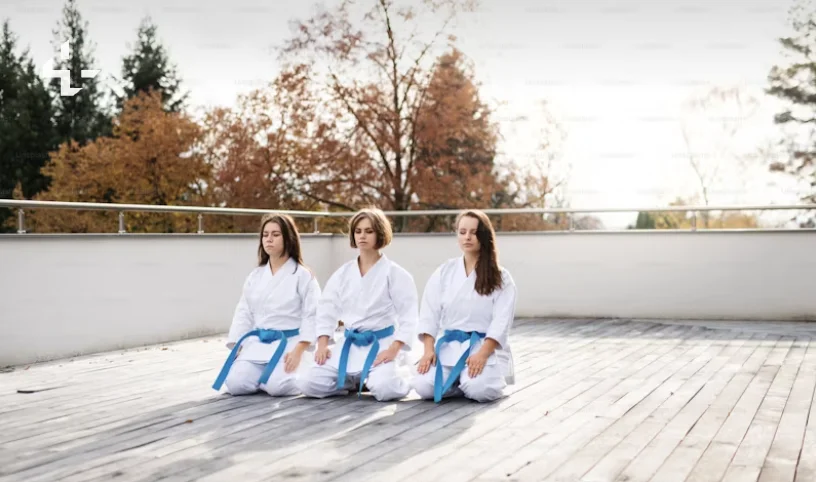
[410,256,517,402]
[221,258,320,396]
[296,254,418,401]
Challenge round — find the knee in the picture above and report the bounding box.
[295,368,333,398]
[410,373,435,400]
[367,368,410,402]
[460,376,504,403]
[261,377,299,397]
[224,374,258,396]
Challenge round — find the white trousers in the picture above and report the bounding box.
[296,361,410,402]
[410,363,506,403]
[224,360,300,397]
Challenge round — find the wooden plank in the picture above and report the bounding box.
[759,339,816,482]
[717,337,799,481]
[578,331,768,482]
[540,329,735,481]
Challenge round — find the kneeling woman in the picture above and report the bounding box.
[411,209,517,403]
[297,208,418,401]
[212,214,321,396]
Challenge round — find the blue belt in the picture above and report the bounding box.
[212,328,300,391]
[434,329,486,403]
[336,325,396,397]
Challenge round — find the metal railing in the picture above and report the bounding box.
[1,199,815,234]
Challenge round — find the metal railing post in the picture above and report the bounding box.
[118,212,126,234]
[17,209,25,234]
[197,214,204,234]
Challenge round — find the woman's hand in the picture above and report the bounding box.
[373,341,403,367]
[466,338,499,378]
[416,351,436,374]
[284,343,307,373]
[466,351,489,378]
[314,336,331,365]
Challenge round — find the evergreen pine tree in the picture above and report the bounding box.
[0,20,57,231]
[120,16,187,113]
[50,0,111,146]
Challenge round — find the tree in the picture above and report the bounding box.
[485,102,570,232]
[27,91,210,233]
[49,0,111,146]
[631,198,760,230]
[200,64,358,233]
[767,0,816,209]
[119,16,187,113]
[679,85,760,227]
[277,0,481,231]
[411,48,498,208]
[0,20,57,232]
[631,212,656,229]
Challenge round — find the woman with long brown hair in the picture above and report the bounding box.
[410,209,517,402]
[212,213,321,397]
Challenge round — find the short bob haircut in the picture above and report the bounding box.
[348,207,393,249]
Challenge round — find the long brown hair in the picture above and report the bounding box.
[456,209,502,296]
[257,213,303,273]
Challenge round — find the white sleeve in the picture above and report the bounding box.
[417,265,444,341]
[227,271,256,346]
[298,271,321,348]
[314,266,344,344]
[390,265,419,351]
[486,270,517,350]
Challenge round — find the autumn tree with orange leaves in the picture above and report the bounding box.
[278,0,483,229]
[23,91,210,233]
[205,0,563,232]
[281,0,526,232]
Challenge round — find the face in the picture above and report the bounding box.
[262,221,285,258]
[457,216,480,254]
[354,217,377,251]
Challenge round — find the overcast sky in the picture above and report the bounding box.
[1,0,806,227]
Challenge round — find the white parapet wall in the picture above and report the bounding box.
[1,230,815,367]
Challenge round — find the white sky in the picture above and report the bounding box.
[1,0,809,227]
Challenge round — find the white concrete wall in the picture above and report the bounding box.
[1,230,814,366]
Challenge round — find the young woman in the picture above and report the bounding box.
[212,214,321,397]
[296,207,418,401]
[410,209,517,403]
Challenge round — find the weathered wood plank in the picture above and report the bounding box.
[758,339,816,482]
[2,319,814,482]
[579,331,767,482]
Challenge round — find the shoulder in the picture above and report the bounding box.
[295,263,318,282]
[427,257,460,281]
[499,266,515,287]
[328,260,354,281]
[440,256,461,273]
[387,259,415,282]
[336,259,356,273]
[248,265,266,279]
[242,265,265,286]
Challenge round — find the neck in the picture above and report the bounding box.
[464,252,478,271]
[358,249,381,265]
[269,254,289,270]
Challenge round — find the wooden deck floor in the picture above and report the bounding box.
[2,318,816,482]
